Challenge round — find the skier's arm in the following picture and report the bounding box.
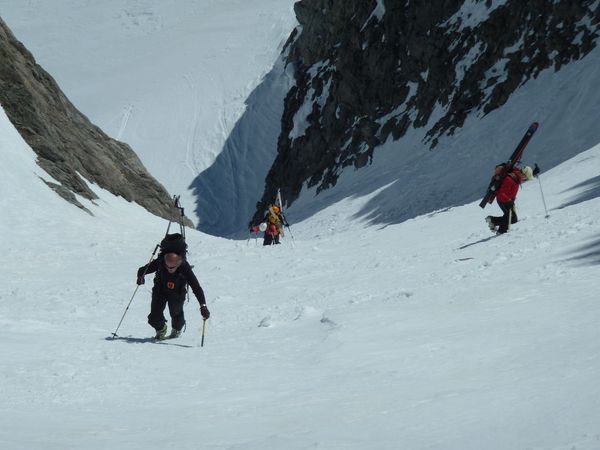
[183,264,210,318]
[137,258,159,280]
[182,263,207,305]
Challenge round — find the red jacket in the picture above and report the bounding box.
[496,171,522,203]
[265,223,279,237]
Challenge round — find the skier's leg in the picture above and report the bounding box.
[167,295,186,332]
[489,212,502,227]
[497,202,511,234]
[148,288,168,331]
[486,216,498,230]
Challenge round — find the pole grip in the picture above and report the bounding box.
[201,319,207,347]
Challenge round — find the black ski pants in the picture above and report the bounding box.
[148,289,186,331]
[490,201,518,234]
[263,233,280,246]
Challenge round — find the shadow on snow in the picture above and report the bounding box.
[105,336,193,348]
[561,235,600,266]
[555,175,600,210]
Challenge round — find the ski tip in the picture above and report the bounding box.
[531,122,539,130]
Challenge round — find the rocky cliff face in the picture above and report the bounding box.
[0,17,191,225]
[252,0,600,224]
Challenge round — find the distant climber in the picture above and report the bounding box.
[263,204,285,246]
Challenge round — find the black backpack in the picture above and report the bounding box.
[160,233,187,255]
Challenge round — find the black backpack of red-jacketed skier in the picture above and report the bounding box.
[160,233,187,256]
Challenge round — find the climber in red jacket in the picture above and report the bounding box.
[486,165,534,234]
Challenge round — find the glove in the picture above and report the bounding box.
[533,164,540,177]
[200,304,210,319]
[504,201,514,209]
[136,275,145,285]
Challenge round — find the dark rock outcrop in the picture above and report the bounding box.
[0,17,191,225]
[252,0,600,224]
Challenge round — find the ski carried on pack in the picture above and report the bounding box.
[275,187,294,242]
[479,122,539,208]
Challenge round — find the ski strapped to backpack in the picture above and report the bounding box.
[275,188,291,229]
[162,195,191,303]
[275,188,294,240]
[479,122,539,208]
[164,195,187,243]
[159,196,188,257]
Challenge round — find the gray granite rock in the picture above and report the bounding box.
[0,17,192,226]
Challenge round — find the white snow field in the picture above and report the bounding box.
[2,96,600,450]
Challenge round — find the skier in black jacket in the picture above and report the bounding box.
[137,252,210,340]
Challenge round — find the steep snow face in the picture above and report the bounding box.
[0,0,298,225]
[0,105,60,224]
[2,99,600,449]
[188,56,296,236]
[245,0,600,233]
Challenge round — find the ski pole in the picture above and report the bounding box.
[201,319,207,347]
[285,225,295,241]
[534,165,550,218]
[283,227,296,249]
[280,211,295,242]
[110,244,160,338]
[537,178,550,218]
[110,285,141,339]
[247,229,259,246]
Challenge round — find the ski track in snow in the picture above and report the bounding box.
[2,98,600,448]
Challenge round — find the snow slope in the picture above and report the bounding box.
[0,0,297,225]
[287,40,600,230]
[3,2,600,239]
[2,97,600,449]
